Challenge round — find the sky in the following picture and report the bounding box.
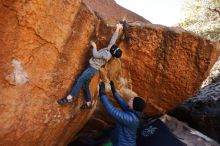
[115,0,184,26]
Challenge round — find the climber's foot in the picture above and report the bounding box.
[57,95,76,105]
[80,100,96,110]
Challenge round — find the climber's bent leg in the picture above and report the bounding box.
[70,66,97,96]
[57,66,97,105]
[80,78,96,110]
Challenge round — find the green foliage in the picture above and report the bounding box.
[180,0,220,41]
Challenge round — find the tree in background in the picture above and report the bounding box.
[180,0,220,41]
[180,0,220,86]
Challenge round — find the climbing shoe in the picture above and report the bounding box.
[57,95,76,105]
[80,100,95,110]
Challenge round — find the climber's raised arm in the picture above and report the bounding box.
[107,23,123,51]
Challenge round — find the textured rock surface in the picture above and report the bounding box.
[171,80,220,143]
[0,0,220,145]
[78,24,220,139]
[90,23,220,115]
[202,57,220,87]
[0,0,97,145]
[83,0,149,23]
[119,25,220,115]
[161,115,219,146]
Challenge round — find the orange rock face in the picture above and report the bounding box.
[82,0,149,23]
[121,26,220,115]
[79,24,220,138]
[0,0,220,145]
[0,0,97,145]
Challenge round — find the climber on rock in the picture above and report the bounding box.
[57,23,123,110]
[99,81,146,146]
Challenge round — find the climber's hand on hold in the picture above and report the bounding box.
[90,41,97,48]
[116,23,123,32]
[120,17,127,32]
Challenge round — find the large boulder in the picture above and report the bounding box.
[171,80,220,143]
[78,23,220,139]
[161,115,219,146]
[82,0,149,23]
[202,57,220,87]
[0,0,93,145]
[0,0,219,145]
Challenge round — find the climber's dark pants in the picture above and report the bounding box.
[70,66,98,102]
